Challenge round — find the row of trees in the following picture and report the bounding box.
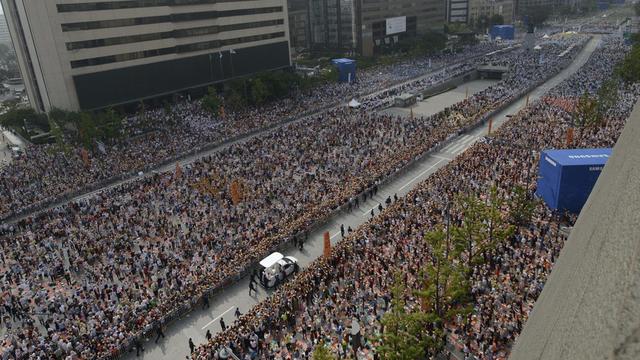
[0,103,123,151]
[201,68,339,114]
[575,33,640,127]
[375,186,536,359]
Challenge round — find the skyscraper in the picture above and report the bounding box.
[1,0,292,112]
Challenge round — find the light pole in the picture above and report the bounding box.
[229,49,236,79]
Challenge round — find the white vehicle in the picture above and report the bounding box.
[258,252,299,289]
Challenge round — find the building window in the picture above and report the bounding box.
[61,7,284,32]
[66,20,284,50]
[70,32,285,68]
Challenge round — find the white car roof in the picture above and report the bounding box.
[260,252,284,268]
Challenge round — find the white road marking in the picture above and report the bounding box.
[330,232,341,239]
[201,306,235,330]
[448,142,467,154]
[398,159,444,191]
[432,154,452,161]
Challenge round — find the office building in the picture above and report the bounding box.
[448,0,470,23]
[468,0,514,28]
[1,0,292,112]
[285,0,445,57]
[356,0,445,56]
[0,14,11,45]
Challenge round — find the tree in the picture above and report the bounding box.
[616,45,640,84]
[453,187,514,272]
[48,117,68,153]
[377,275,436,360]
[202,87,221,114]
[77,112,98,150]
[100,107,123,140]
[524,6,551,27]
[635,2,640,16]
[574,91,601,127]
[251,78,269,105]
[508,185,536,227]
[490,14,504,26]
[415,227,472,357]
[312,341,336,360]
[596,78,619,116]
[226,86,246,110]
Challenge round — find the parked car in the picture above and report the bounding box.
[258,252,299,288]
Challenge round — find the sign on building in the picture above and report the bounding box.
[386,16,406,35]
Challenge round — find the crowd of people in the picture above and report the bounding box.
[0,35,589,359]
[0,43,508,221]
[188,36,638,360]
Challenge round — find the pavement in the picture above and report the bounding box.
[122,36,601,360]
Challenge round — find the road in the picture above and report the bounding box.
[122,36,601,360]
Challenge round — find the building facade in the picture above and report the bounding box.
[356,0,445,56]
[468,0,514,29]
[2,0,292,112]
[285,0,445,57]
[448,0,470,23]
[0,14,11,45]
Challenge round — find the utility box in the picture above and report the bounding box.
[331,58,357,83]
[490,25,515,40]
[536,148,612,213]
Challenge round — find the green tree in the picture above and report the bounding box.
[616,45,640,84]
[453,187,514,272]
[48,117,67,153]
[251,78,269,105]
[597,78,619,116]
[377,275,435,360]
[508,185,536,226]
[414,227,472,358]
[490,14,504,26]
[77,112,98,150]
[202,87,221,114]
[226,86,246,110]
[100,107,122,140]
[312,341,336,360]
[574,91,601,127]
[524,6,552,26]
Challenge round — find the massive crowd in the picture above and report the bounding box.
[191,36,639,360]
[0,43,507,221]
[0,36,589,359]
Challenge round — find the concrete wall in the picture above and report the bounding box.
[421,70,478,98]
[510,100,640,360]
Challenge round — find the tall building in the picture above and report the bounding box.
[0,14,11,45]
[356,0,445,56]
[285,0,445,57]
[468,0,515,28]
[1,0,292,112]
[287,0,311,54]
[309,0,354,51]
[448,0,470,23]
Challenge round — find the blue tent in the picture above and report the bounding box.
[331,58,357,83]
[490,25,515,40]
[536,148,611,213]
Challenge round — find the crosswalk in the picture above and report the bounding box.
[440,134,478,155]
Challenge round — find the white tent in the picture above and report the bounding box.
[348,99,361,108]
[534,45,543,50]
[542,34,550,39]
